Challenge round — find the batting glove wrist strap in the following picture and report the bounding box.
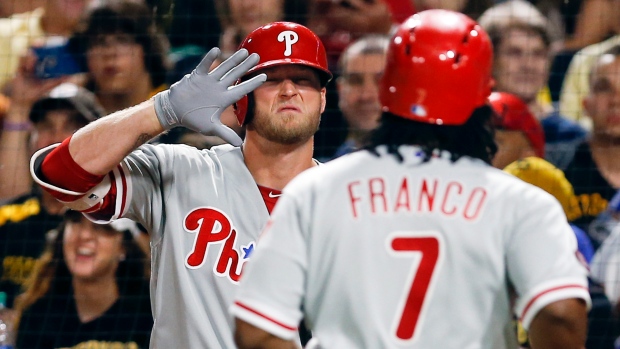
[154,90,177,129]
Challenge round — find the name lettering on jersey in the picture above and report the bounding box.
[277,30,299,57]
[183,207,255,283]
[348,177,487,221]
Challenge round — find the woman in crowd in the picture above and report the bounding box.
[15,211,152,349]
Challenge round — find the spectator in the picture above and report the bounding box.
[217,0,308,57]
[482,12,587,169]
[331,34,388,159]
[564,44,620,248]
[0,0,91,89]
[0,53,73,201]
[559,34,620,130]
[15,211,151,349]
[308,0,403,71]
[71,0,170,113]
[478,0,563,52]
[503,156,617,349]
[489,92,546,170]
[0,83,104,309]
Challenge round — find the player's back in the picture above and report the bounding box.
[294,145,585,348]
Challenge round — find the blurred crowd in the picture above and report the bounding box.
[1,0,620,348]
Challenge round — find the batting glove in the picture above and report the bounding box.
[154,47,266,146]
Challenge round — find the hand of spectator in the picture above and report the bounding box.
[154,47,266,146]
[324,0,393,35]
[9,51,68,113]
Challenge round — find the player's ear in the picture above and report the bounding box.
[320,87,327,114]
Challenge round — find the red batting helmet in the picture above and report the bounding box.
[489,92,545,158]
[233,21,332,125]
[380,10,494,125]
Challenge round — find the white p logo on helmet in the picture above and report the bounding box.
[277,30,299,57]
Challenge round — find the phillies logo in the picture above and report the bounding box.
[277,30,299,57]
[184,207,255,283]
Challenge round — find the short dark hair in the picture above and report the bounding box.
[487,20,551,51]
[337,34,389,76]
[73,0,170,88]
[487,20,551,52]
[363,106,497,164]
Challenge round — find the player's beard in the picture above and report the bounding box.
[249,109,321,145]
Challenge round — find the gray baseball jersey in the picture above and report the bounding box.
[92,143,271,348]
[232,145,591,348]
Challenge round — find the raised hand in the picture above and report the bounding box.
[154,47,266,146]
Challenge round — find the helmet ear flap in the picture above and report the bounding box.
[234,95,249,126]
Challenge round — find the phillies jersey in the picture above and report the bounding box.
[232,145,591,348]
[92,143,272,348]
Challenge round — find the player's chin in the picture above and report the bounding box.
[269,125,315,145]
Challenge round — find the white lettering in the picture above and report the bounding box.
[277,30,299,56]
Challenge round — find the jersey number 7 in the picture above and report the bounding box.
[387,232,444,344]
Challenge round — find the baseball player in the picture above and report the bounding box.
[29,22,332,348]
[232,10,590,349]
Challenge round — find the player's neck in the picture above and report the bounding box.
[242,134,317,190]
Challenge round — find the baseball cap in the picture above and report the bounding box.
[489,92,545,158]
[503,156,579,221]
[29,83,105,124]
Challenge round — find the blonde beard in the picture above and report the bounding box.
[249,110,321,145]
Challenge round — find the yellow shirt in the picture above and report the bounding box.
[0,8,45,88]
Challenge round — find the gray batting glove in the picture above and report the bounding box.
[154,47,266,146]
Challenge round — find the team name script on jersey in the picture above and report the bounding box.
[183,207,255,283]
[347,177,488,220]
